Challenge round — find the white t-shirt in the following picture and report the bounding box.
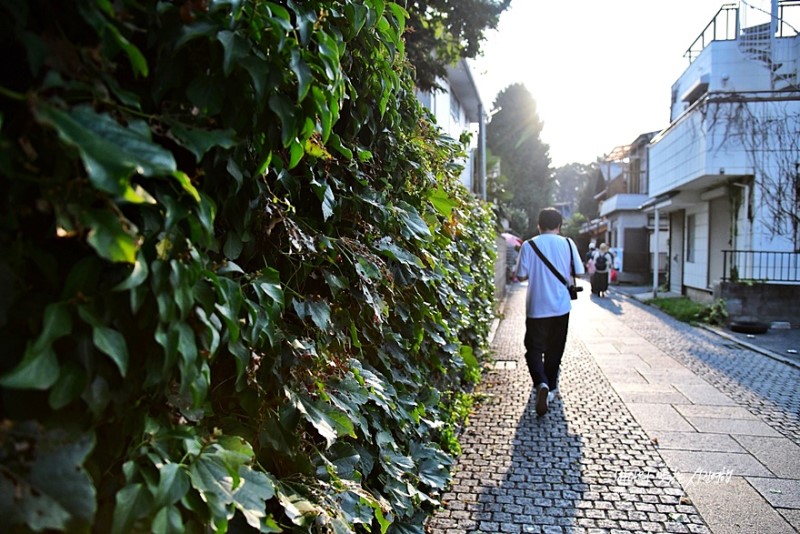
[515,234,585,319]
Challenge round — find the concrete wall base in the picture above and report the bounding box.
[714,282,800,325]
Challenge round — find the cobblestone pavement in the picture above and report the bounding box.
[426,284,710,533]
[601,293,800,445]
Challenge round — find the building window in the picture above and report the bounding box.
[450,93,460,125]
[686,214,696,262]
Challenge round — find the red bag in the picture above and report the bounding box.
[610,269,618,282]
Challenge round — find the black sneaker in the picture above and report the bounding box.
[535,383,549,416]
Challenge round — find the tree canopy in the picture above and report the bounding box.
[487,84,552,237]
[403,0,511,91]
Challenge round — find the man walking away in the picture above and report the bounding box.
[513,208,584,416]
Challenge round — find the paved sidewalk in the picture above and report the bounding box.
[427,279,800,533]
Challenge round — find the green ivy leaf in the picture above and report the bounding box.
[269,94,297,147]
[153,463,191,508]
[113,253,149,291]
[0,427,97,531]
[374,239,423,267]
[151,505,185,534]
[0,302,71,389]
[169,122,237,163]
[292,298,331,330]
[175,20,218,49]
[428,186,456,217]
[290,49,312,101]
[394,202,431,240]
[112,483,153,534]
[33,104,176,198]
[289,139,304,169]
[459,344,478,371]
[48,362,87,410]
[241,56,269,103]
[311,180,336,220]
[288,389,356,448]
[232,468,280,532]
[83,209,139,264]
[93,326,129,377]
[76,1,149,77]
[171,170,201,202]
[277,487,322,527]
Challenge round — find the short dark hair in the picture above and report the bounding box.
[538,207,562,231]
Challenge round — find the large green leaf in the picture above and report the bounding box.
[276,487,321,527]
[186,438,261,526]
[112,483,153,534]
[168,122,237,162]
[0,302,71,389]
[0,427,96,531]
[374,239,423,267]
[113,253,149,291]
[290,49,312,101]
[428,186,456,217]
[232,468,280,532]
[34,104,176,198]
[288,389,356,448]
[77,0,148,76]
[394,202,431,240]
[151,505,185,534]
[82,209,139,264]
[153,463,190,508]
[48,362,87,410]
[93,326,129,377]
[292,298,331,330]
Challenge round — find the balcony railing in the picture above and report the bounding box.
[684,3,739,63]
[722,249,800,282]
[684,1,800,63]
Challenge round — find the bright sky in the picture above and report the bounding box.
[472,0,732,167]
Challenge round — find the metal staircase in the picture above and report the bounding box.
[737,2,799,90]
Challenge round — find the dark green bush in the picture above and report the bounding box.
[649,297,727,326]
[0,1,495,532]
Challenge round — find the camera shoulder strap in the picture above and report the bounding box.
[530,239,569,288]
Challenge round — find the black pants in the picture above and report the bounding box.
[591,271,609,294]
[524,313,570,390]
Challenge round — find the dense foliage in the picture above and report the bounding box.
[487,84,552,237]
[402,0,511,91]
[0,1,496,532]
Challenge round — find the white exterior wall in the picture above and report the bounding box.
[651,221,670,267]
[684,204,710,290]
[421,83,478,192]
[669,41,773,122]
[649,113,709,197]
[653,36,800,198]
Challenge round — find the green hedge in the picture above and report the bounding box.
[0,1,496,532]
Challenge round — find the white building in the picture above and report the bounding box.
[416,59,486,197]
[594,134,668,284]
[647,0,800,303]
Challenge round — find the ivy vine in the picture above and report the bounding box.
[0,1,496,532]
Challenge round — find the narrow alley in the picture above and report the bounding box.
[427,279,800,533]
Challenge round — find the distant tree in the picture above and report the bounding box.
[486,148,512,204]
[554,162,594,208]
[487,84,552,236]
[404,0,511,91]
[561,212,587,241]
[577,164,603,220]
[499,205,529,237]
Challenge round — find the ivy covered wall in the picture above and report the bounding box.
[0,1,496,532]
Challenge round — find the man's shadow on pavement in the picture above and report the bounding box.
[474,392,586,532]
[590,292,623,315]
